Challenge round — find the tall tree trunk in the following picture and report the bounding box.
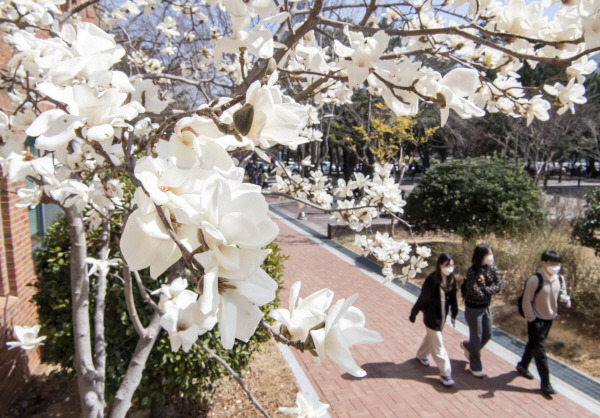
[64,205,103,417]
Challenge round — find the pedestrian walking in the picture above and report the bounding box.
[409,253,459,386]
[516,250,571,396]
[460,243,502,377]
[260,170,269,189]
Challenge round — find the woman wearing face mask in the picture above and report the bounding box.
[460,244,502,377]
[409,253,459,386]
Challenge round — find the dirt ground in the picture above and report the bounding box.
[3,339,299,418]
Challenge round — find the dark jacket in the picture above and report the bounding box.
[410,272,458,331]
[463,265,502,308]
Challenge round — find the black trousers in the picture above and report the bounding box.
[520,318,553,386]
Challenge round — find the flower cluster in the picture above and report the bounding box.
[270,281,382,378]
[331,163,406,230]
[272,164,334,210]
[120,116,283,349]
[354,233,430,282]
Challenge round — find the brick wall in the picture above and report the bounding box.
[0,20,39,412]
[0,175,41,410]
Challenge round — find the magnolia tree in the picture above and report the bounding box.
[1,0,599,416]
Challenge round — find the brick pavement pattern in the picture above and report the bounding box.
[273,217,597,418]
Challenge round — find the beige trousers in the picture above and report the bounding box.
[417,326,451,377]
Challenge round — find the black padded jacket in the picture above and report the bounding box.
[410,272,458,331]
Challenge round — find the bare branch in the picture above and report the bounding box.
[93,219,110,414]
[259,320,306,352]
[59,0,102,24]
[132,271,161,314]
[110,312,162,418]
[122,264,147,338]
[198,340,270,418]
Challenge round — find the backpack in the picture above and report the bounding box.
[517,273,563,317]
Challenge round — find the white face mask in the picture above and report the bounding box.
[442,266,454,276]
[483,255,494,266]
[547,265,561,275]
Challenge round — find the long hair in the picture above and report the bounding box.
[471,243,492,273]
[435,253,454,285]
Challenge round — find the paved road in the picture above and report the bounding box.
[269,206,599,417]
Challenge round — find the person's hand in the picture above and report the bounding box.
[565,300,572,309]
[409,315,416,323]
[451,318,456,328]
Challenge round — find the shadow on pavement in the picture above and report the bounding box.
[341,359,542,397]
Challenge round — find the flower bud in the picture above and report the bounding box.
[232,102,254,136]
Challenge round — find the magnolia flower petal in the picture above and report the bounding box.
[220,291,265,349]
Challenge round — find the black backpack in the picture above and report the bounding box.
[517,273,563,317]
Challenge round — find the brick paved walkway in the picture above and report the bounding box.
[271,214,599,417]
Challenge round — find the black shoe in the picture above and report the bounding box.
[516,363,534,380]
[541,384,557,396]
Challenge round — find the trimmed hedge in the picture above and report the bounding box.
[404,157,546,237]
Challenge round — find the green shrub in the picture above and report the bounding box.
[404,157,546,237]
[32,215,287,412]
[572,187,600,255]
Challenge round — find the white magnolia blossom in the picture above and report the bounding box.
[157,16,180,38]
[152,277,218,352]
[160,297,218,353]
[544,79,588,115]
[334,27,389,87]
[227,76,309,150]
[310,294,382,378]
[270,281,334,341]
[279,392,330,418]
[120,188,186,279]
[271,282,381,377]
[85,251,120,278]
[6,325,46,350]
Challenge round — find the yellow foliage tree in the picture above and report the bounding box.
[346,102,438,178]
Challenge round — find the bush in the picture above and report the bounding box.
[572,187,600,255]
[32,215,287,413]
[404,157,546,237]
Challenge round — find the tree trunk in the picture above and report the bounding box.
[110,312,162,418]
[64,206,103,417]
[93,220,110,415]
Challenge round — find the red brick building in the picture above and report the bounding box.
[0,33,42,409]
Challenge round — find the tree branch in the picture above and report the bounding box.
[59,0,102,24]
[64,205,102,417]
[259,320,306,351]
[110,312,162,418]
[93,219,110,416]
[122,264,147,338]
[198,341,270,418]
[132,270,161,314]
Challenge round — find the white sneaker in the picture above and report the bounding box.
[460,341,470,361]
[469,368,485,378]
[440,375,455,386]
[417,357,430,366]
